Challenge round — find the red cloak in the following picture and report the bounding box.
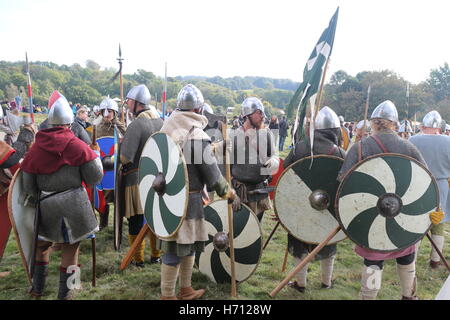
[21,127,97,175]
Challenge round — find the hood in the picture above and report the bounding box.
[35,127,74,155]
[161,110,210,146]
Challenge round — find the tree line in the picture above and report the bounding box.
[0,59,449,121]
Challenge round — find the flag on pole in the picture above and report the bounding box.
[162,62,167,120]
[406,82,410,119]
[287,7,339,141]
[25,52,35,123]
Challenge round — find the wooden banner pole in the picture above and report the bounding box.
[269,226,341,297]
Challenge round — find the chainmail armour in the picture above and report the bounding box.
[119,110,163,217]
[22,158,103,243]
[229,127,276,203]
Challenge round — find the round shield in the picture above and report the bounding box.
[195,200,262,283]
[139,132,188,239]
[336,154,439,252]
[0,166,17,263]
[7,169,35,284]
[97,136,115,190]
[274,155,347,245]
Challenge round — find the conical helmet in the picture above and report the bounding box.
[370,100,398,123]
[48,91,74,125]
[177,84,204,110]
[241,97,266,117]
[99,97,119,112]
[126,84,151,106]
[356,120,371,130]
[202,103,213,115]
[314,106,340,130]
[422,110,442,128]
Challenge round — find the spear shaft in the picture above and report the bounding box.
[362,85,371,132]
[117,44,124,122]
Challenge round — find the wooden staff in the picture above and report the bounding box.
[263,221,280,250]
[281,246,289,272]
[269,226,341,297]
[119,224,150,270]
[222,121,237,297]
[427,233,450,272]
[92,237,96,287]
[90,125,97,286]
[313,57,331,119]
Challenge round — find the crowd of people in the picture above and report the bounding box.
[0,84,448,301]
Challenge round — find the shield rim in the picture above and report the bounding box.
[341,127,350,150]
[195,199,263,284]
[274,154,347,245]
[7,169,33,285]
[335,153,438,252]
[138,131,189,240]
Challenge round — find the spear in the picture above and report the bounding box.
[406,82,410,120]
[112,44,124,122]
[118,44,124,122]
[362,85,371,132]
[25,52,35,123]
[162,62,167,119]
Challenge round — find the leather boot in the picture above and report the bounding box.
[29,262,48,298]
[178,255,204,300]
[178,286,205,300]
[99,205,109,230]
[430,235,444,269]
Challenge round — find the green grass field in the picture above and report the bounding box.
[0,127,448,300]
[1,209,449,300]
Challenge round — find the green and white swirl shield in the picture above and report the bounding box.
[336,154,438,252]
[195,200,262,284]
[139,132,188,239]
[274,155,347,245]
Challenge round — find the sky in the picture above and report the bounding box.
[1,0,450,85]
